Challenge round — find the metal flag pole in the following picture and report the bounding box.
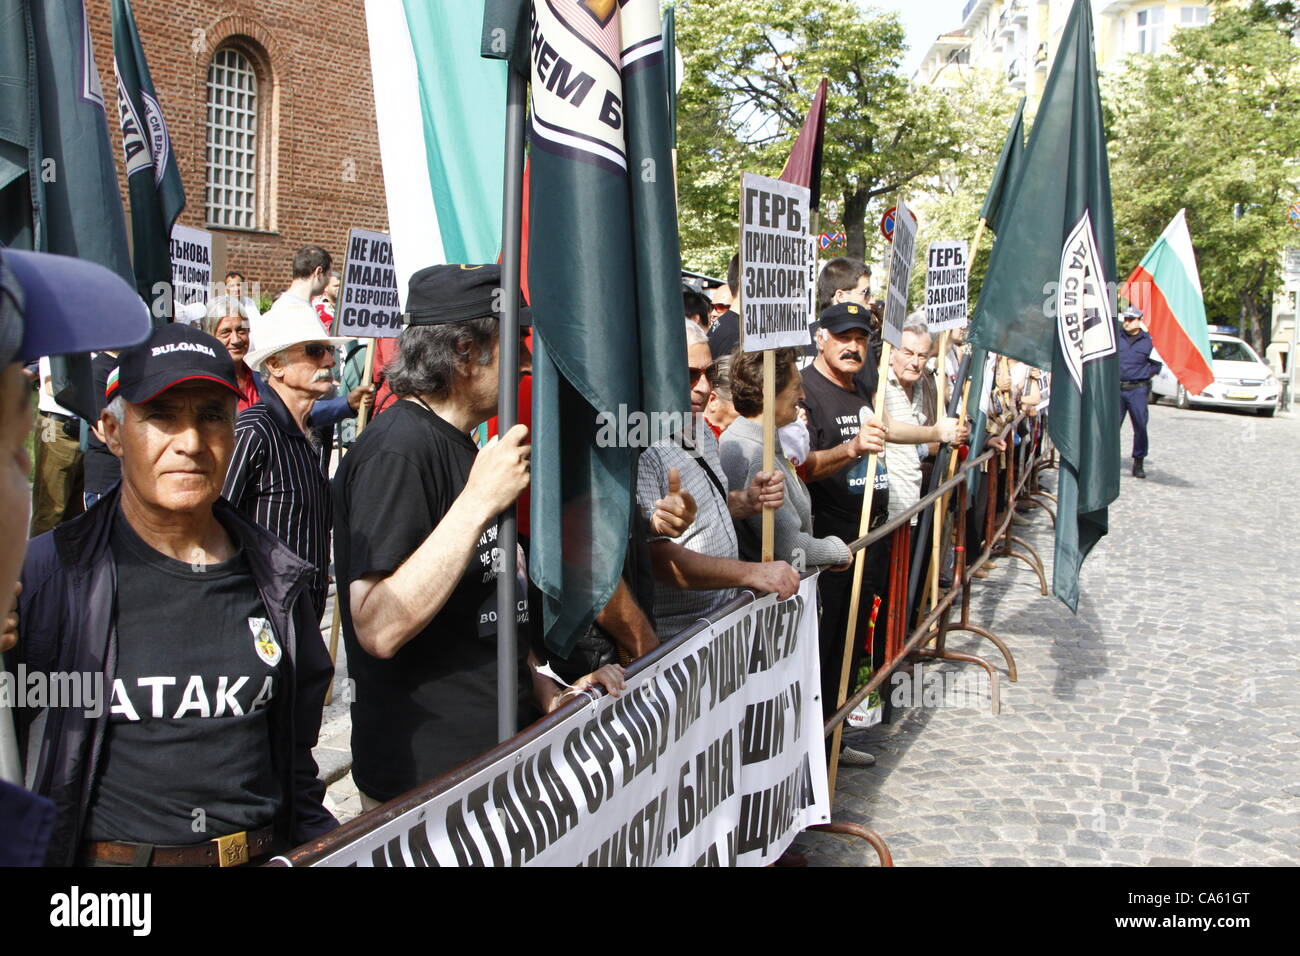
[496,65,528,743]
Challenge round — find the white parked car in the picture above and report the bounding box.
[1151,331,1281,417]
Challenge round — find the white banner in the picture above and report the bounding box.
[925,240,968,332]
[336,227,402,338]
[882,197,917,348]
[169,223,211,312]
[308,577,830,867]
[740,172,813,353]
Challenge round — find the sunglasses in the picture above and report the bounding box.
[710,302,731,313]
[302,343,332,360]
[688,363,715,385]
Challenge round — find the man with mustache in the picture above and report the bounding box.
[222,302,351,620]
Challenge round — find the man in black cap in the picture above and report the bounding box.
[14,321,337,865]
[0,247,151,865]
[332,263,536,808]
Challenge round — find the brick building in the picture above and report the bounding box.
[85,0,389,301]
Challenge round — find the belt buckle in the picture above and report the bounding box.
[215,831,250,867]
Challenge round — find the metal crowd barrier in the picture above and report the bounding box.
[275,415,1051,868]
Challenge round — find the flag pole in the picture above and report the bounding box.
[495,65,527,743]
[927,216,987,608]
[827,340,892,794]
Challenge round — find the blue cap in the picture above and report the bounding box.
[0,247,153,367]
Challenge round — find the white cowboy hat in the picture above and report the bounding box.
[244,298,350,373]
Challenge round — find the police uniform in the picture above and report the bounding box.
[1117,307,1162,477]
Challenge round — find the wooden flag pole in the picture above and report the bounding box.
[761,350,776,561]
[325,339,375,705]
[827,340,892,795]
[927,217,988,608]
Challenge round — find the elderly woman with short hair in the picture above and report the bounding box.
[719,347,853,571]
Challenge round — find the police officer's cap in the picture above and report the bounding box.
[1121,306,1144,321]
[818,302,874,335]
[404,264,531,327]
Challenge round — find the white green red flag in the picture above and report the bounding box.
[1118,209,1214,395]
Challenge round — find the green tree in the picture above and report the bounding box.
[673,0,962,274]
[1106,2,1300,348]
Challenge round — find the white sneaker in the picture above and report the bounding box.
[840,746,876,767]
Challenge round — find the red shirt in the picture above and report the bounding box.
[235,367,261,412]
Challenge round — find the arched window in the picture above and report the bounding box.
[205,47,259,228]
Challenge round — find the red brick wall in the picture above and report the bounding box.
[85,0,389,301]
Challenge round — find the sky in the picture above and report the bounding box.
[861,0,967,76]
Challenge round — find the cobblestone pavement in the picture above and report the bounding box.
[796,403,1300,866]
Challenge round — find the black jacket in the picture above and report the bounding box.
[15,487,337,865]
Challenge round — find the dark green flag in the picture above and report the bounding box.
[492,0,687,656]
[966,0,1119,612]
[112,0,185,311]
[966,97,1026,484]
[1,0,135,421]
[979,96,1026,236]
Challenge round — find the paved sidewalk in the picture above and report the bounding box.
[796,404,1300,866]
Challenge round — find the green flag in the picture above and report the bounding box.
[966,96,1026,473]
[499,0,687,655]
[966,0,1119,612]
[662,5,677,149]
[979,96,1026,236]
[1,0,134,421]
[112,0,185,311]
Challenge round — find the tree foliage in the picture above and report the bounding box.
[673,0,965,275]
[1106,2,1300,346]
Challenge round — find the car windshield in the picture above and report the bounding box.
[1211,340,1255,363]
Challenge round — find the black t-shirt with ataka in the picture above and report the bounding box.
[333,399,531,803]
[83,510,281,844]
[799,362,890,543]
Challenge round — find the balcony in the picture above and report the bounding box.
[999,1,1028,38]
[1006,56,1027,90]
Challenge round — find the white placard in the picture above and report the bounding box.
[305,578,830,867]
[336,227,402,338]
[170,223,212,316]
[740,172,813,352]
[882,197,918,348]
[925,240,968,332]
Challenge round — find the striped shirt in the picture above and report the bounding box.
[223,382,331,619]
[884,367,937,525]
[635,416,740,640]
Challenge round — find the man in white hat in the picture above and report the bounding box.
[223,301,352,619]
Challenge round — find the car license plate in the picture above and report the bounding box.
[1226,390,1255,400]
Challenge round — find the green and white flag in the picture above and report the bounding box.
[967,0,1119,612]
[112,0,185,312]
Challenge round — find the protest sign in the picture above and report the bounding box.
[303,578,830,867]
[740,172,812,353]
[881,197,917,348]
[170,223,211,317]
[335,227,402,337]
[925,240,968,333]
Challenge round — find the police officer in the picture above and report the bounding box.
[1117,306,1162,478]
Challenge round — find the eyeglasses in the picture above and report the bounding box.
[302,343,332,360]
[710,302,731,314]
[688,364,714,385]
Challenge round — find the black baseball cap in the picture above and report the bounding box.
[405,263,531,327]
[105,323,239,404]
[818,302,874,335]
[0,247,152,368]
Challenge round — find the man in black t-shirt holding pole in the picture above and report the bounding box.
[332,265,536,808]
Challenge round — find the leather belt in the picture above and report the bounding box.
[1120,380,1149,391]
[79,824,275,867]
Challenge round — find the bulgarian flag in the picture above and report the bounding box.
[1119,209,1214,395]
